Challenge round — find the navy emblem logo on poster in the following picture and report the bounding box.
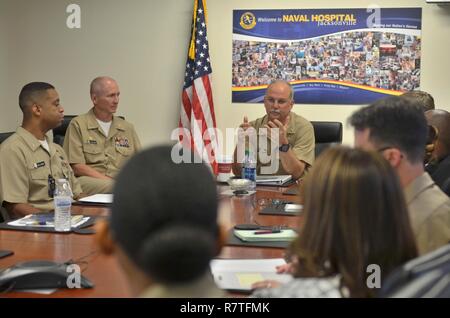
[240,12,256,30]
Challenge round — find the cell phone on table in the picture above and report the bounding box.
[0,250,14,259]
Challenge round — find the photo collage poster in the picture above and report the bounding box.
[232,8,422,104]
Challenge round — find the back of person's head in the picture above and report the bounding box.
[425,109,450,159]
[401,90,435,112]
[18,82,55,113]
[110,145,219,285]
[349,96,428,164]
[291,146,417,297]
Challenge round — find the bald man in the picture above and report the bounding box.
[425,109,450,196]
[232,80,314,180]
[64,77,141,195]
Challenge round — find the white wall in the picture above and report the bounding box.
[0,1,18,131]
[0,0,192,144]
[1,0,449,153]
[0,3,6,129]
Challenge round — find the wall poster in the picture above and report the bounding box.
[232,8,422,104]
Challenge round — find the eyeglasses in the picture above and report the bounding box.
[264,97,290,106]
[257,198,293,207]
[48,175,55,198]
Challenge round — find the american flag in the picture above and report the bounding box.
[179,0,218,174]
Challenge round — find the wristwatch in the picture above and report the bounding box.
[279,144,290,152]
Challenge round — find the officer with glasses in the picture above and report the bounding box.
[232,80,315,180]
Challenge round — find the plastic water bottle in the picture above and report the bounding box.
[242,149,256,191]
[54,178,73,232]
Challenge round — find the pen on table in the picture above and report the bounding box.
[24,220,47,226]
[254,230,282,235]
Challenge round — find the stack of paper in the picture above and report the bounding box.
[210,258,293,292]
[8,214,88,228]
[78,194,113,204]
[256,175,292,185]
[284,204,303,213]
[234,229,297,242]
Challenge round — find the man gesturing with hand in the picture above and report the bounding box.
[232,80,315,180]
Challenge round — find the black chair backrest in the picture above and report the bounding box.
[310,121,343,158]
[52,115,126,146]
[53,115,77,146]
[442,177,450,197]
[0,207,8,223]
[0,132,14,145]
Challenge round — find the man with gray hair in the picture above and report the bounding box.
[232,80,314,180]
[64,76,141,195]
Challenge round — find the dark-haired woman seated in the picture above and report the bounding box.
[253,146,418,298]
[96,145,225,297]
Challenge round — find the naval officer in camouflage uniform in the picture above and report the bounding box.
[64,77,141,195]
[0,82,82,219]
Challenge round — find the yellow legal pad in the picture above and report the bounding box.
[236,273,264,288]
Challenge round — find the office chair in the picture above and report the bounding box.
[310,121,343,158]
[0,132,14,144]
[0,207,8,223]
[442,177,450,197]
[0,133,14,222]
[1,132,14,222]
[52,115,77,146]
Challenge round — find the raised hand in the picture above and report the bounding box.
[263,115,290,145]
[240,116,251,131]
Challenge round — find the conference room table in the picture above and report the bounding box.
[0,183,303,298]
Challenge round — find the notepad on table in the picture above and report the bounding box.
[78,194,113,204]
[256,175,292,185]
[233,229,297,242]
[8,214,88,228]
[210,258,293,292]
[284,204,303,213]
